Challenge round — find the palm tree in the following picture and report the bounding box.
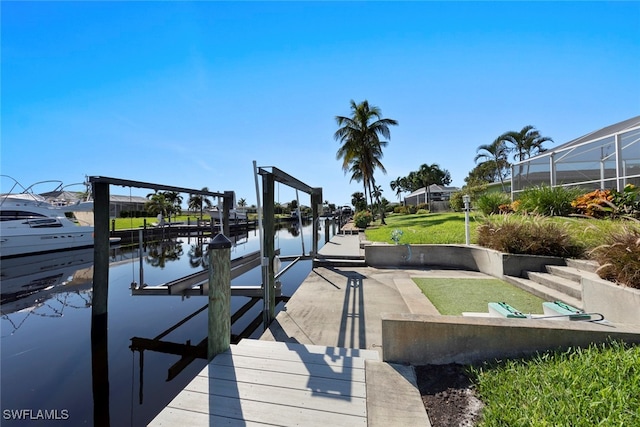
[163,191,183,222]
[188,188,214,219]
[390,177,404,202]
[145,192,171,221]
[474,137,511,191]
[351,192,366,212]
[502,125,553,178]
[372,184,386,225]
[335,100,398,208]
[417,163,451,206]
[502,125,553,162]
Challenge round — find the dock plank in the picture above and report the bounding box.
[182,375,367,416]
[209,352,367,382]
[201,364,368,397]
[230,340,376,369]
[238,338,379,361]
[161,391,367,426]
[147,407,270,426]
[149,341,370,426]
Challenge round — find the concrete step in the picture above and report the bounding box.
[313,258,366,268]
[504,275,583,310]
[565,258,600,274]
[526,271,583,300]
[546,265,601,283]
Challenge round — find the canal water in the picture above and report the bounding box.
[1,220,332,426]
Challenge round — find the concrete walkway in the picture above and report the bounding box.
[317,233,364,258]
[259,231,494,426]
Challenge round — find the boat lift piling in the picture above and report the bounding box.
[207,233,232,360]
[256,166,322,327]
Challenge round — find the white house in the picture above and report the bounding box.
[404,184,460,206]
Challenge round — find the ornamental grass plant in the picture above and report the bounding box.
[589,224,640,288]
[475,214,584,258]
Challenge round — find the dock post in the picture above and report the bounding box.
[223,190,234,237]
[90,180,111,427]
[311,189,322,255]
[324,218,330,243]
[262,174,276,326]
[207,233,232,360]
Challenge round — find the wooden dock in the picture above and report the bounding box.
[148,339,379,426]
[148,229,432,426]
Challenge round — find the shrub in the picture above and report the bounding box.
[571,189,614,218]
[498,203,514,214]
[610,184,640,219]
[353,210,373,228]
[477,214,584,257]
[476,192,511,215]
[416,203,429,212]
[589,224,640,288]
[517,185,582,216]
[450,185,487,212]
[450,192,465,212]
[416,209,429,215]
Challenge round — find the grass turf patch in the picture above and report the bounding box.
[413,278,544,315]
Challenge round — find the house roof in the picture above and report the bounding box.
[110,194,150,204]
[406,184,460,198]
[516,115,640,164]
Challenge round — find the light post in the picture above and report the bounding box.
[463,194,471,245]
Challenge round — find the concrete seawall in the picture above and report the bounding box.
[365,243,565,278]
[382,313,640,365]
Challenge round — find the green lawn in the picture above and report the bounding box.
[471,341,640,426]
[413,277,545,315]
[365,212,629,250]
[365,212,480,244]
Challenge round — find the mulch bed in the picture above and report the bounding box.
[415,364,484,427]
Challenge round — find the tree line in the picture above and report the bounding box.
[333,99,553,213]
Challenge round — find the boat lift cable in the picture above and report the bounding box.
[129,186,137,288]
[295,189,305,256]
[252,161,268,319]
[217,196,223,230]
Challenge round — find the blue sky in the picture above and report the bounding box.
[2,1,639,207]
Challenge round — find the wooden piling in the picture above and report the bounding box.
[90,180,111,427]
[324,218,330,243]
[207,233,232,360]
[223,190,234,237]
[262,173,276,326]
[311,189,322,255]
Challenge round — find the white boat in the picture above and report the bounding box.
[0,177,105,258]
[209,206,248,221]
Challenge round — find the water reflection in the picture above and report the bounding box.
[0,220,333,426]
[1,249,95,335]
[144,239,184,268]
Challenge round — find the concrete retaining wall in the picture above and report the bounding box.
[365,244,565,278]
[382,313,640,365]
[583,277,640,325]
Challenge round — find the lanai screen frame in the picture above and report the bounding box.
[511,124,640,199]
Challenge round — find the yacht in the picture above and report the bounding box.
[0,177,99,258]
[209,205,248,222]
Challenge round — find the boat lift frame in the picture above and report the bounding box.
[255,166,322,327]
